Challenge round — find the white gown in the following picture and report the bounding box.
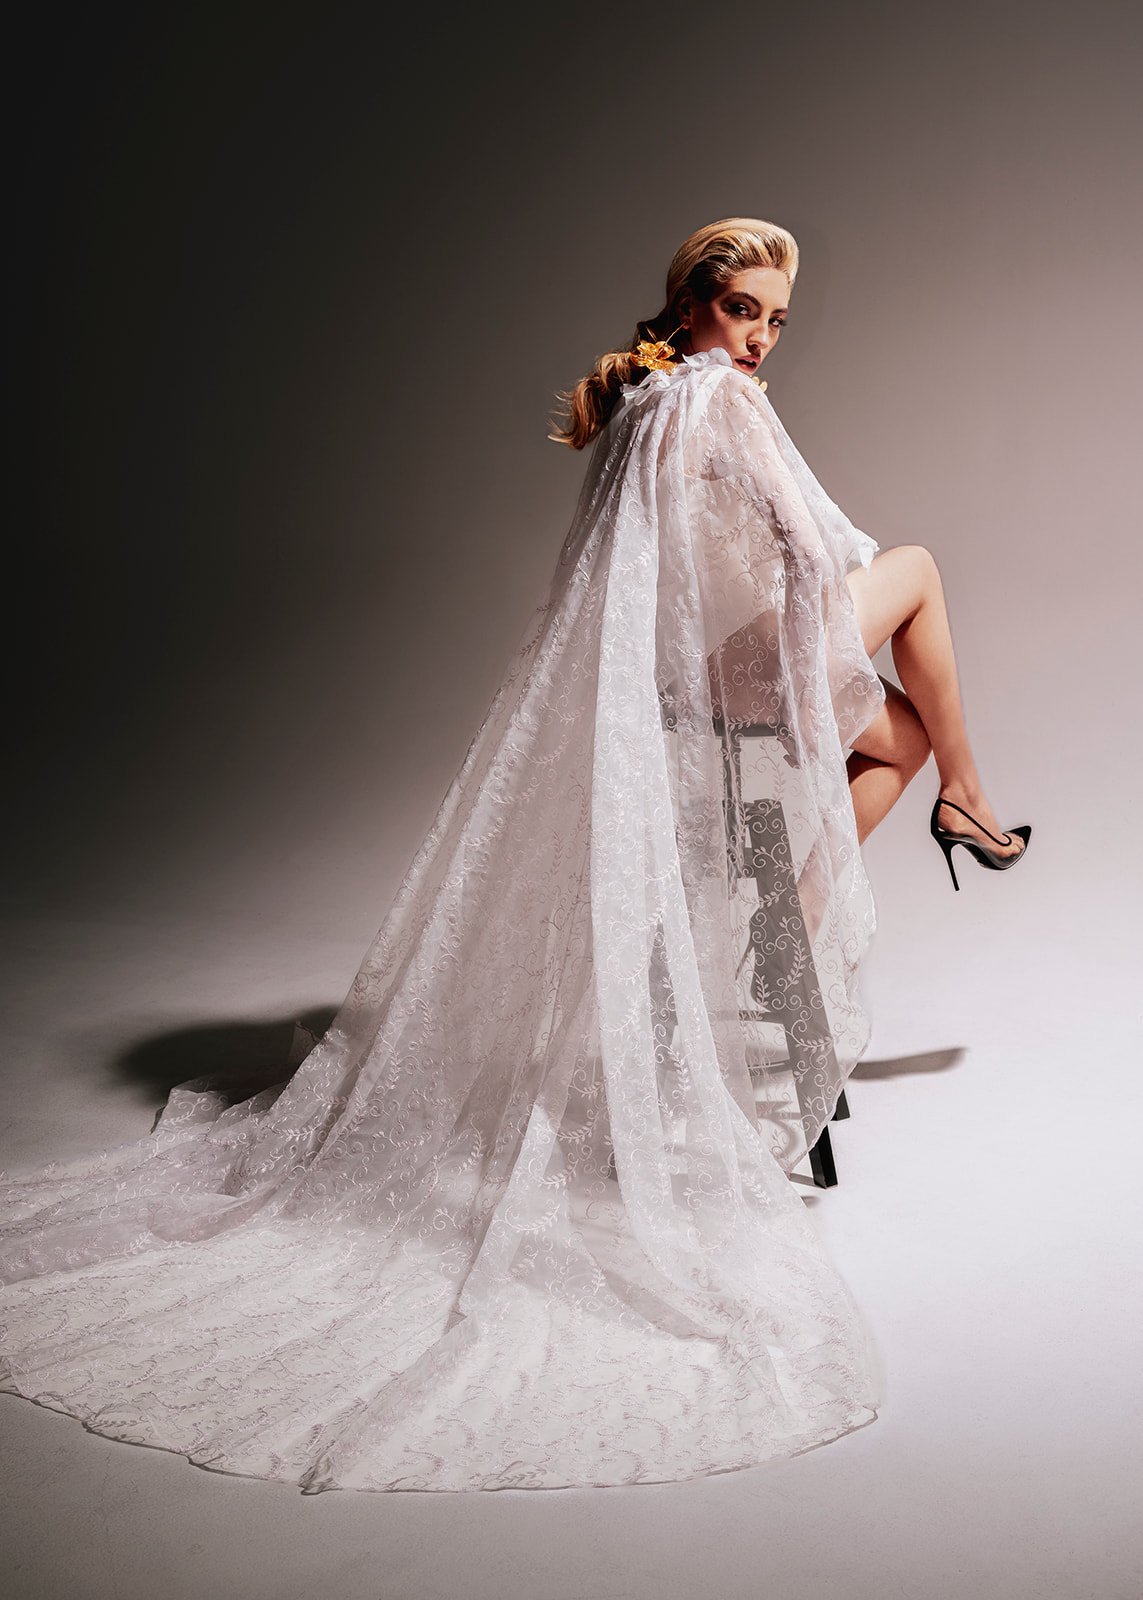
[0,346,886,1492]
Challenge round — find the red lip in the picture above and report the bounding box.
[736,357,759,370]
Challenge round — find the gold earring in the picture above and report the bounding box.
[631,322,685,373]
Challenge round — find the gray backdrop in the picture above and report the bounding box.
[9,0,1139,940]
[4,5,1142,1598]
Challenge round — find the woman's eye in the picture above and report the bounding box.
[727,303,786,326]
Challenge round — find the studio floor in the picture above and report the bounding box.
[1,842,1138,1600]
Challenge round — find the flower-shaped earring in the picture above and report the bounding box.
[631,322,768,389]
[631,323,685,373]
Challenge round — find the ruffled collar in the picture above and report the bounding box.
[619,344,733,396]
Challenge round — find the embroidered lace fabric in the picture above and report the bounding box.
[0,346,886,1492]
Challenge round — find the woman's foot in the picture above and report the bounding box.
[935,786,1026,859]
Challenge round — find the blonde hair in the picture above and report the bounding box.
[547,216,799,451]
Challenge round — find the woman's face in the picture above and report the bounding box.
[681,267,790,376]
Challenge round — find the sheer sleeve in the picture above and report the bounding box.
[684,369,885,752]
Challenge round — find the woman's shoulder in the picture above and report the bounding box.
[620,344,742,395]
[613,346,765,431]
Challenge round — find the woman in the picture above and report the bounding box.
[550,217,1029,886]
[0,217,1028,1494]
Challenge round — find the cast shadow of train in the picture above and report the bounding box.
[111,1007,341,1123]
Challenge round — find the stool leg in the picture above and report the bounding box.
[742,800,843,1189]
[832,1088,851,1122]
[808,1124,838,1188]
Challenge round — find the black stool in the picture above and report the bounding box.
[718,716,850,1189]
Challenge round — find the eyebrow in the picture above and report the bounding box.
[726,290,788,314]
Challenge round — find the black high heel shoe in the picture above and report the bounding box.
[929,797,1031,892]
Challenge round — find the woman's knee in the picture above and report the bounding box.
[851,678,931,772]
[900,543,941,591]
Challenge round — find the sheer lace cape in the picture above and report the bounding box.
[0,346,886,1492]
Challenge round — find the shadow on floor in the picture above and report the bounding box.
[850,1047,965,1081]
[110,1005,341,1108]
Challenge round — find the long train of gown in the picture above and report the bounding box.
[0,345,887,1491]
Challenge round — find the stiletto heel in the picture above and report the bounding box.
[935,831,961,891]
[929,796,1031,891]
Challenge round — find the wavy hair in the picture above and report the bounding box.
[547,216,799,451]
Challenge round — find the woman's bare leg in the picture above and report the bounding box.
[844,546,1025,855]
[844,679,930,845]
